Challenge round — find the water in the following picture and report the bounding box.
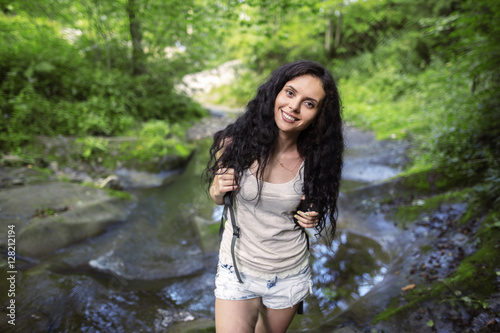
[0,139,394,332]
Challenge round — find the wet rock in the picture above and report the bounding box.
[1,154,26,166]
[178,59,243,96]
[0,182,133,257]
[192,215,220,252]
[58,167,93,183]
[49,161,59,172]
[471,312,498,331]
[114,168,182,189]
[155,309,196,330]
[11,175,26,185]
[30,135,195,185]
[186,113,236,141]
[341,126,410,187]
[88,246,208,281]
[0,166,52,188]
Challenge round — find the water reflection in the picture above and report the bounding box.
[307,230,390,317]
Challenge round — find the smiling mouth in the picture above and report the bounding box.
[281,110,298,122]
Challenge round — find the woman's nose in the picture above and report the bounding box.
[288,100,300,112]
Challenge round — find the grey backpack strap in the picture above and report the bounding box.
[218,204,228,243]
[219,194,243,283]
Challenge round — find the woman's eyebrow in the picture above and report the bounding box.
[286,85,319,104]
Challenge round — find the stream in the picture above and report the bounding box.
[0,121,410,332]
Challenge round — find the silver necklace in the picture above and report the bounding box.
[274,155,302,173]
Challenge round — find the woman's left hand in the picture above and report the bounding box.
[294,210,319,229]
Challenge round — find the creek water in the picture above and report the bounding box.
[2,135,401,332]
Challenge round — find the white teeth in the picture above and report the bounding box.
[282,111,295,121]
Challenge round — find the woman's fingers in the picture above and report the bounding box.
[294,210,319,229]
[215,168,238,195]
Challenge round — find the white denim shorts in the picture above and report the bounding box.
[214,261,313,309]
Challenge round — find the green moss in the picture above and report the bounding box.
[32,166,52,175]
[373,280,447,324]
[438,225,499,306]
[419,244,433,254]
[371,293,410,323]
[57,174,72,182]
[402,170,462,194]
[79,181,132,201]
[103,188,132,201]
[391,189,470,228]
[373,209,500,324]
[457,207,478,226]
[19,119,196,174]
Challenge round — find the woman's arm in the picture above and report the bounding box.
[209,138,237,205]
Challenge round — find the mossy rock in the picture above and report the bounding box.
[0,181,133,258]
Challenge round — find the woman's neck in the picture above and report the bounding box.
[275,132,299,155]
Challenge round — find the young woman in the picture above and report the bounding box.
[205,60,344,332]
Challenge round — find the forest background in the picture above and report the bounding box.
[1,0,498,203]
[0,0,499,327]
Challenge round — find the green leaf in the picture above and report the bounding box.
[427,320,434,327]
[24,62,34,78]
[461,296,472,306]
[34,61,56,73]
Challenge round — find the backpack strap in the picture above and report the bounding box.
[218,192,311,285]
[218,194,243,283]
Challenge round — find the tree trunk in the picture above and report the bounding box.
[325,16,333,55]
[127,0,146,75]
[335,13,342,48]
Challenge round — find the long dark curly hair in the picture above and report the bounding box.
[205,60,344,241]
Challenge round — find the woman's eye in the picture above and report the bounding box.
[305,101,315,108]
[286,90,294,97]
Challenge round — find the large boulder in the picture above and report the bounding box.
[0,181,133,257]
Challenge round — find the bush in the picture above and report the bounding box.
[0,13,207,152]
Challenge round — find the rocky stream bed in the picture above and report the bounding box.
[1,112,498,332]
[1,60,498,332]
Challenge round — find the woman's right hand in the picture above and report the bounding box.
[210,168,238,205]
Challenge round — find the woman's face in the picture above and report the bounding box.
[274,75,325,135]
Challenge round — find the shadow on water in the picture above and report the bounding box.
[1,138,397,332]
[289,229,391,331]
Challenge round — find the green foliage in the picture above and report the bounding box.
[421,0,500,203]
[333,0,499,205]
[2,0,498,206]
[208,69,263,108]
[76,137,109,161]
[103,187,132,201]
[118,120,194,167]
[225,1,328,72]
[219,0,500,208]
[393,189,471,228]
[0,12,207,152]
[71,120,193,172]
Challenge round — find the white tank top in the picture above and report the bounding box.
[219,163,309,279]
